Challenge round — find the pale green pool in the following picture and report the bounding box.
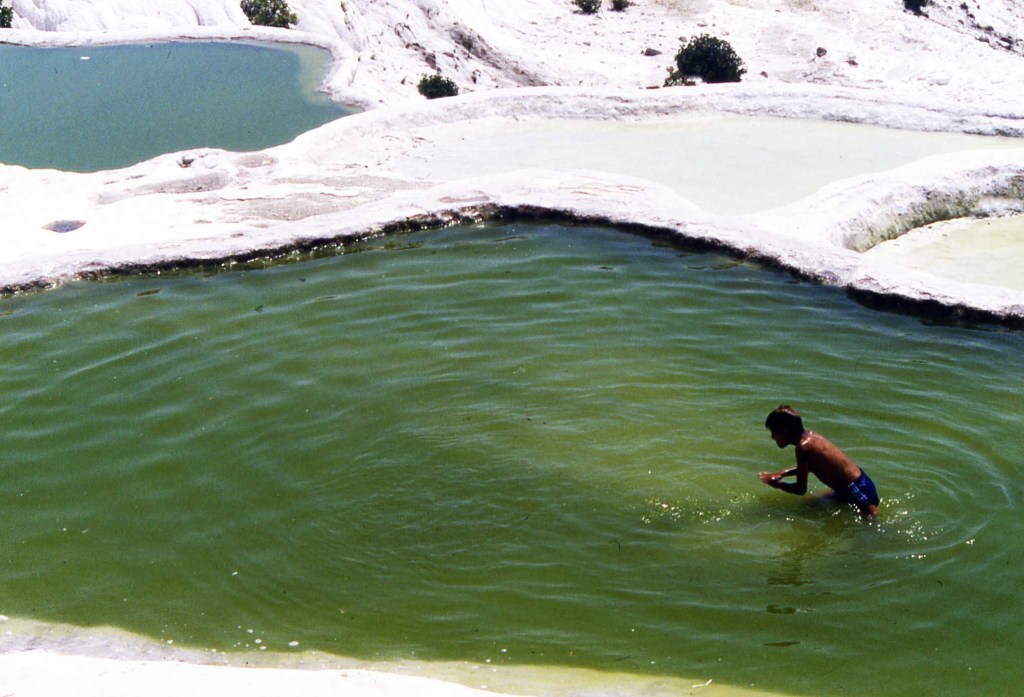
[0,223,1021,695]
[864,214,1024,291]
[0,42,350,172]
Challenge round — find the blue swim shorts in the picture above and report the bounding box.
[839,469,880,508]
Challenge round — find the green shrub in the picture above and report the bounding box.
[573,0,601,14]
[903,0,930,14]
[611,0,631,10]
[0,2,13,29]
[418,74,460,99]
[241,0,297,28]
[665,34,746,85]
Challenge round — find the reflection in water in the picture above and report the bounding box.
[765,514,849,589]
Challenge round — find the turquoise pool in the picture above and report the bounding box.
[0,41,351,172]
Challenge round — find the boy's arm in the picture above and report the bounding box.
[759,467,794,481]
[758,463,808,495]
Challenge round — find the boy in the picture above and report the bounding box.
[759,405,880,516]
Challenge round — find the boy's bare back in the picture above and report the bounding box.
[794,431,863,493]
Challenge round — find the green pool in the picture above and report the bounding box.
[0,223,1021,695]
[0,42,350,172]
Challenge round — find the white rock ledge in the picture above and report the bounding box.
[2,81,1024,323]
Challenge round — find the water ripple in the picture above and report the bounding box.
[0,223,1021,696]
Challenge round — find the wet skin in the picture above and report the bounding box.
[759,428,878,516]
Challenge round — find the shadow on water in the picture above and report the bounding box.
[844,286,1024,331]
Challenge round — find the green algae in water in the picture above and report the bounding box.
[0,42,351,172]
[0,223,1022,695]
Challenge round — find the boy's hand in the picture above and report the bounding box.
[758,472,780,488]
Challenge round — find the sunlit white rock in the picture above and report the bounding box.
[1,3,1023,305]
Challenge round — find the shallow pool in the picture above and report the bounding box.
[864,213,1024,291]
[0,42,351,172]
[0,223,1021,695]
[383,117,1023,215]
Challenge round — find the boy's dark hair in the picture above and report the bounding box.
[765,405,804,434]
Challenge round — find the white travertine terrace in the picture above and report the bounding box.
[2,0,1024,688]
[3,0,1024,320]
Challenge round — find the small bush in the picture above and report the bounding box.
[418,74,459,99]
[903,0,930,14]
[665,34,746,85]
[1,2,13,29]
[573,0,601,14]
[611,0,631,10]
[241,0,297,28]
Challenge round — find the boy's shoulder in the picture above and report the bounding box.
[795,431,832,454]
